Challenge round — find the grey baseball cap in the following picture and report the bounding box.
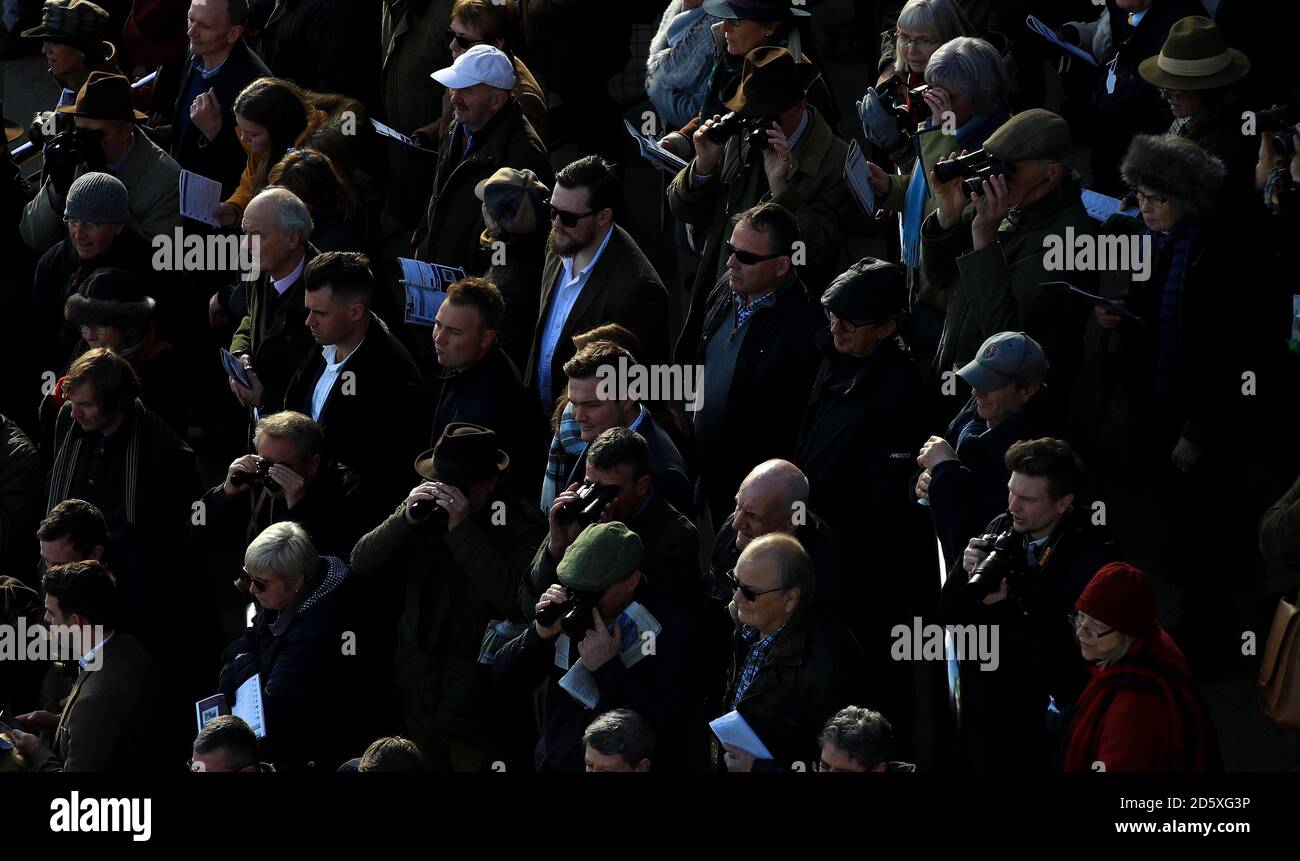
[956,331,1049,392]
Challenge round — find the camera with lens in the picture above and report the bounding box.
[933,148,1011,197]
[964,527,1023,602]
[230,457,282,494]
[705,110,781,154]
[555,481,621,527]
[534,588,605,639]
[1257,104,1299,134]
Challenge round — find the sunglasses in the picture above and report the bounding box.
[723,569,787,602]
[545,199,597,228]
[725,241,787,266]
[239,568,272,593]
[445,27,484,50]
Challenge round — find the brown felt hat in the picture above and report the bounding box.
[1138,16,1249,91]
[56,71,148,122]
[722,45,820,118]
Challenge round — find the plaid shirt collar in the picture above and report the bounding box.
[732,620,788,709]
[732,289,776,331]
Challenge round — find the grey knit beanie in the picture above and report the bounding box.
[64,172,130,224]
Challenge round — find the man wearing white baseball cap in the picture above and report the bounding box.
[409,43,552,301]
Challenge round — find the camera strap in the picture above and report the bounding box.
[1030,518,1069,573]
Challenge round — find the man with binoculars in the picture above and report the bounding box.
[523,426,699,613]
[349,422,547,771]
[921,109,1093,403]
[670,44,855,359]
[939,436,1115,771]
[494,520,696,772]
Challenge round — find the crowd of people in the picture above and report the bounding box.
[0,0,1297,774]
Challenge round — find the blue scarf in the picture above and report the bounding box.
[900,110,1007,268]
[1150,217,1198,398]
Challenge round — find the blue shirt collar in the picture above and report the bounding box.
[194,51,230,80]
[561,222,615,281]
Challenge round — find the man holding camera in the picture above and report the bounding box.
[21,71,182,253]
[939,437,1116,771]
[190,410,370,561]
[349,422,547,771]
[921,109,1093,404]
[524,427,700,613]
[494,520,697,772]
[670,44,855,360]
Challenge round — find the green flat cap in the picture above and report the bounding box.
[557,522,644,592]
[983,109,1071,163]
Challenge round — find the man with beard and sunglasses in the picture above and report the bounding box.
[525,156,670,416]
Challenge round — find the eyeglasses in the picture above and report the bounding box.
[78,324,111,338]
[824,308,877,334]
[445,27,485,51]
[724,569,787,602]
[895,31,939,50]
[1067,611,1115,639]
[1132,188,1169,208]
[1158,88,1185,99]
[725,241,786,266]
[545,199,596,228]
[239,568,272,593]
[63,218,104,232]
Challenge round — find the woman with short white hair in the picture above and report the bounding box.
[218,521,357,771]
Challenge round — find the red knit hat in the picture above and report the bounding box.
[1075,563,1156,637]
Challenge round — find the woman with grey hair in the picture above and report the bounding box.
[862,36,1011,361]
[218,521,359,770]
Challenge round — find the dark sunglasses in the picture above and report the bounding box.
[239,568,272,593]
[723,569,787,602]
[445,27,484,50]
[545,199,596,228]
[725,241,787,266]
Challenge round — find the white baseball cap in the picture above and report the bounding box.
[431,44,516,91]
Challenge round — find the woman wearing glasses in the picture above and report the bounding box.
[1083,133,1269,678]
[859,36,1011,369]
[1059,563,1221,771]
[872,0,979,135]
[219,522,361,771]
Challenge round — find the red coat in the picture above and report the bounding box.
[1060,627,1221,772]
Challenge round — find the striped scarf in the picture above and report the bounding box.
[540,401,587,512]
[47,401,144,525]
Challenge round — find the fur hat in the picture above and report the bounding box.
[64,267,155,329]
[1120,133,1226,215]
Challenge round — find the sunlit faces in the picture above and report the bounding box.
[447,82,507,134]
[1006,471,1071,539]
[42,41,84,79]
[432,300,493,370]
[240,195,298,277]
[970,381,1035,427]
[66,218,123,260]
[567,375,637,443]
[725,222,788,298]
[304,285,364,347]
[233,113,271,153]
[721,18,777,58]
[186,0,240,58]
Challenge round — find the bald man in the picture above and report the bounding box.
[706,460,840,607]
